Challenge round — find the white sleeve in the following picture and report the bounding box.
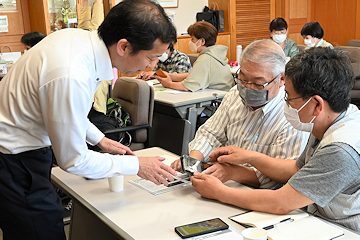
[39,76,139,178]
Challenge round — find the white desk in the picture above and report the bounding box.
[52,147,360,240]
[151,85,228,155]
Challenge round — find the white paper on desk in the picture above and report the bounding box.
[128,154,192,195]
[172,225,243,240]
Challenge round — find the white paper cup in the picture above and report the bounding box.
[108,175,124,192]
[242,228,267,240]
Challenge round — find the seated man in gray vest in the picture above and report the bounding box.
[191,47,360,232]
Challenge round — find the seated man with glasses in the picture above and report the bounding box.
[171,39,309,190]
[191,47,360,232]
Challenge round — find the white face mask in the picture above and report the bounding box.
[158,51,168,62]
[304,38,315,48]
[272,34,287,44]
[284,97,316,132]
[188,39,201,53]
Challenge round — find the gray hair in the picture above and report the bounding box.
[240,39,286,76]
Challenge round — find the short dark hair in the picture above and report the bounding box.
[98,0,176,55]
[21,31,46,47]
[269,18,288,32]
[285,47,355,112]
[301,21,324,39]
[187,21,218,47]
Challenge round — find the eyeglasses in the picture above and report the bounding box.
[238,73,281,91]
[284,92,303,103]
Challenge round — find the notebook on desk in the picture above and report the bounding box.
[229,209,344,240]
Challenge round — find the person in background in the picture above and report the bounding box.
[191,47,360,232]
[301,21,333,49]
[136,41,192,80]
[21,31,46,51]
[171,39,309,190]
[0,0,177,239]
[78,0,104,31]
[270,17,299,58]
[155,21,234,92]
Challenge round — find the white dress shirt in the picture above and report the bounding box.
[189,86,309,189]
[0,29,139,178]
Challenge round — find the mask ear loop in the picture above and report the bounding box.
[297,97,313,112]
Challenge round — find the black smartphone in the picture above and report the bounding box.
[174,218,229,239]
[180,155,206,175]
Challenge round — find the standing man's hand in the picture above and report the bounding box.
[97,137,135,155]
[138,157,177,186]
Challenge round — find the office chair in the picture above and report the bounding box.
[187,54,199,67]
[346,39,360,48]
[104,77,154,150]
[340,46,360,107]
[297,45,306,52]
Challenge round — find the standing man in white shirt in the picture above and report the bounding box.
[0,0,177,239]
[171,39,309,189]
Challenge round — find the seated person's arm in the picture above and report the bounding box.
[203,163,260,188]
[193,177,313,215]
[209,146,300,184]
[155,72,190,91]
[168,72,189,82]
[170,150,204,172]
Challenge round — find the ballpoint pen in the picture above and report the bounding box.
[263,217,294,230]
[250,133,259,149]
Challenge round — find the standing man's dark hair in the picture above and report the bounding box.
[286,47,355,112]
[21,31,46,48]
[98,0,176,55]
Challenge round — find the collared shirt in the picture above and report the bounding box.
[0,29,139,178]
[153,49,192,73]
[189,86,309,189]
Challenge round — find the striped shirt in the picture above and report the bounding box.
[153,49,192,74]
[189,85,309,189]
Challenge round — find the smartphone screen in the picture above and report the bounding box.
[174,218,229,239]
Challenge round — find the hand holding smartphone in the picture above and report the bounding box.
[154,68,167,78]
[180,155,206,175]
[175,218,229,239]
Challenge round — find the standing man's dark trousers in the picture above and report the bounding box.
[0,147,66,240]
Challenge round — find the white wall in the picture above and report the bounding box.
[114,0,208,36]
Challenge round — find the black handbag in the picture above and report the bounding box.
[196,5,225,33]
[196,9,217,30]
[213,10,225,32]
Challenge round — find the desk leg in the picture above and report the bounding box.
[184,107,198,155]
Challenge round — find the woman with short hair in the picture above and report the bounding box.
[269,18,299,58]
[301,21,333,49]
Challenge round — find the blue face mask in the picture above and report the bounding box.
[237,76,280,107]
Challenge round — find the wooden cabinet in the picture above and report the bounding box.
[174,33,231,60]
[0,0,30,53]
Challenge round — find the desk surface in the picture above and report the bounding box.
[51,148,360,240]
[153,86,228,108]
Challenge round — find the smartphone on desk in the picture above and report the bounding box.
[174,218,229,239]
